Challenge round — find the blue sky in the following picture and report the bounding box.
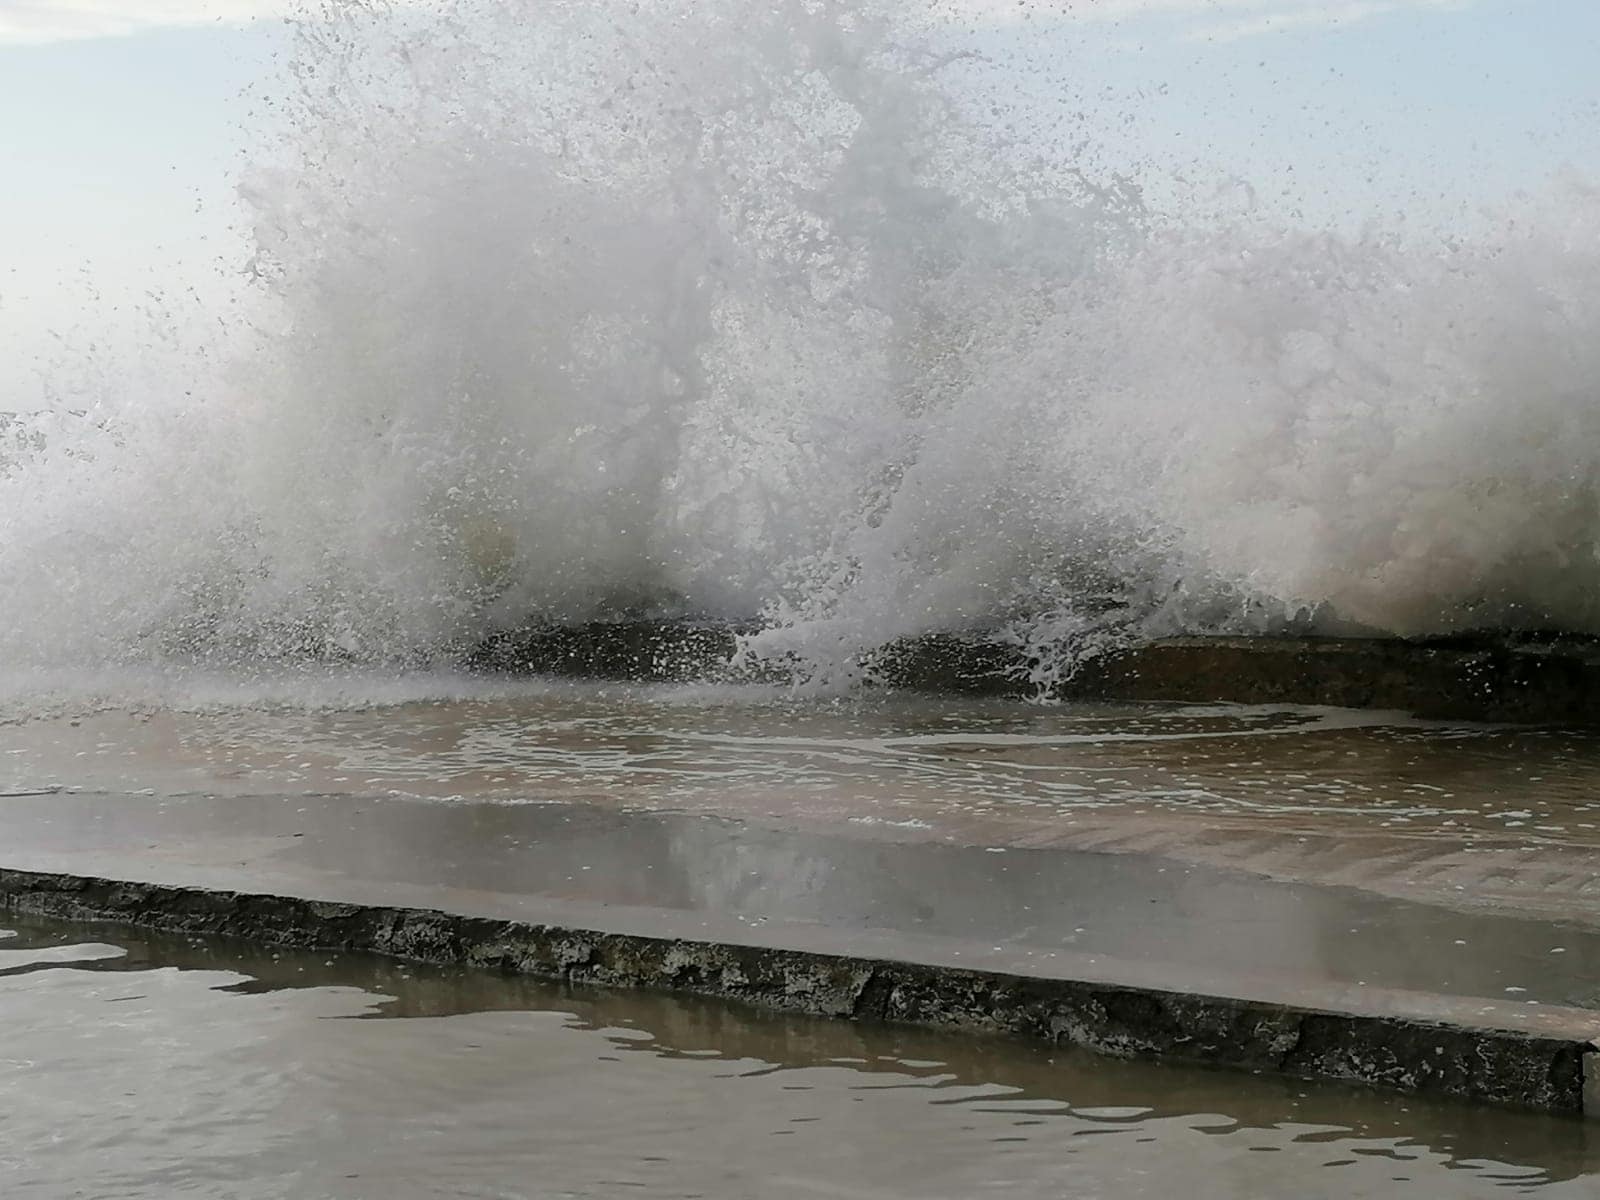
[956,0,1600,227]
[2,0,1598,390]
[1,18,281,384]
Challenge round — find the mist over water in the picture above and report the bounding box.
[3,0,1599,701]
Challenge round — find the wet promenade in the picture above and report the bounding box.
[3,688,1599,1109]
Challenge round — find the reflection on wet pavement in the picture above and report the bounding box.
[9,689,1600,842]
[6,686,1600,931]
[3,914,1598,1199]
[4,788,1600,1022]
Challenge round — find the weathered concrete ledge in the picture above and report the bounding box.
[1062,635,1600,726]
[4,867,1595,1116]
[471,623,1600,724]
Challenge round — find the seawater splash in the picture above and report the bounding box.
[2,0,1599,700]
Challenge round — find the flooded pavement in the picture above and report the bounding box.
[3,914,1598,1200]
[2,685,1600,908]
[9,688,1600,850]
[7,686,1600,1112]
[3,788,1600,1029]
[3,689,1600,1025]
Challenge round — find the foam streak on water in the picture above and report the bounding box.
[2,0,1598,702]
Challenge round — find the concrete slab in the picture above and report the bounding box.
[2,787,1598,1113]
[0,788,1594,1015]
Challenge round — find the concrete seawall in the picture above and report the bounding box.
[472,624,1600,725]
[3,866,1596,1116]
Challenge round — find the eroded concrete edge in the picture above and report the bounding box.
[2,867,1592,1116]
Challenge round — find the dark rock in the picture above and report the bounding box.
[465,621,1600,724]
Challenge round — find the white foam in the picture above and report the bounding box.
[2,0,1597,707]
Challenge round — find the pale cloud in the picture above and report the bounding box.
[951,0,1473,39]
[0,0,293,46]
[0,0,1477,48]
[1182,0,1473,40]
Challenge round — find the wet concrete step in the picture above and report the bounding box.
[2,792,1596,1115]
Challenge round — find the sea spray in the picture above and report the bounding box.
[2,0,1598,703]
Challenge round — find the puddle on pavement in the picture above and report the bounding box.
[6,688,1600,1018]
[7,686,1600,847]
[12,686,1600,943]
[2,914,1598,1200]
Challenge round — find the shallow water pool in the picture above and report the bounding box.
[2,914,1598,1199]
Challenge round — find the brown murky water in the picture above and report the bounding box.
[7,682,1600,927]
[2,913,1598,1200]
[7,684,1600,843]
